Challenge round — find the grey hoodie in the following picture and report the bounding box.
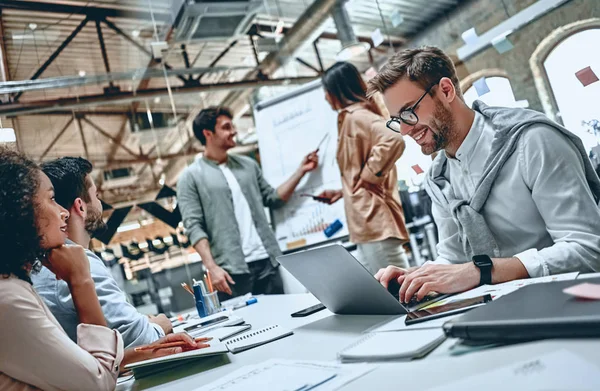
[424,100,600,260]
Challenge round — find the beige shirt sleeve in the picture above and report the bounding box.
[0,278,123,391]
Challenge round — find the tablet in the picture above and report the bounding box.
[405,294,492,325]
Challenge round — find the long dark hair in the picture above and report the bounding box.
[322,62,383,116]
[0,148,43,283]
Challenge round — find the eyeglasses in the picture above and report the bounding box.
[386,81,439,133]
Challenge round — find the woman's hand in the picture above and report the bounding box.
[44,244,91,285]
[121,333,210,372]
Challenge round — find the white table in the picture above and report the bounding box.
[119,291,600,390]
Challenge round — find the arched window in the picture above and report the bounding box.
[463,76,519,109]
[531,19,600,154]
[543,28,600,153]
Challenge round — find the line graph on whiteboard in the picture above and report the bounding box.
[254,82,349,249]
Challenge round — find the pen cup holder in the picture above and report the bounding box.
[202,291,221,316]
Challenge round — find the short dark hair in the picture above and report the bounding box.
[0,147,42,283]
[41,157,93,210]
[368,46,462,99]
[192,106,233,145]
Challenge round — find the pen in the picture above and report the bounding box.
[134,337,213,352]
[233,297,258,309]
[181,282,194,296]
[315,133,329,152]
[205,270,214,293]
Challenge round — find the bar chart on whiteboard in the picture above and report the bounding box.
[254,80,349,250]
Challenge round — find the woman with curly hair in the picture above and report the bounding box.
[0,148,202,391]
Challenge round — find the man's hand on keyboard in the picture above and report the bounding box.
[398,263,480,303]
[375,265,419,289]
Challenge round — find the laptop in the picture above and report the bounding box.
[443,278,600,342]
[277,244,408,315]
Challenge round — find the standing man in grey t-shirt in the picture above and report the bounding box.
[177,107,319,300]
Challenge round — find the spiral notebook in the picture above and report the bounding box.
[226,324,293,354]
[338,329,446,362]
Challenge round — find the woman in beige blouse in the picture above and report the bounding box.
[0,148,201,391]
[318,62,410,274]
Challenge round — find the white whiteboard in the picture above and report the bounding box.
[254,80,349,250]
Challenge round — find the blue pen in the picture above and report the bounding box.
[233,297,258,310]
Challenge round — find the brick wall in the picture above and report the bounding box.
[406,0,600,113]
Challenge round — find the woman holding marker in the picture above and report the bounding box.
[318,62,410,274]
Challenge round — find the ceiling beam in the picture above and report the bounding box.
[0,76,318,116]
[254,22,406,49]
[13,17,89,101]
[82,117,141,158]
[13,110,192,117]
[39,117,74,161]
[0,0,172,22]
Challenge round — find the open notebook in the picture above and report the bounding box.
[338,329,446,362]
[124,340,229,377]
[226,324,293,354]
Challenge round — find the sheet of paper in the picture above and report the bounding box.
[193,360,375,391]
[577,272,600,280]
[461,27,479,45]
[563,283,600,300]
[371,28,384,47]
[502,272,579,288]
[366,314,461,333]
[426,350,600,391]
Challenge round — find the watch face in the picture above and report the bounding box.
[473,255,493,267]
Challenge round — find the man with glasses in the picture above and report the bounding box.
[177,107,319,300]
[368,46,600,303]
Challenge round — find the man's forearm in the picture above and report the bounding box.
[276,169,304,202]
[194,238,218,270]
[490,257,530,284]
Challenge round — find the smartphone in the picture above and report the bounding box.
[183,316,228,332]
[405,294,492,326]
[291,303,326,317]
[300,193,331,202]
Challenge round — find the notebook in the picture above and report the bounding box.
[225,324,293,354]
[338,329,446,362]
[205,324,252,341]
[124,340,229,377]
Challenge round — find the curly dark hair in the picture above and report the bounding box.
[192,106,233,145]
[0,147,42,283]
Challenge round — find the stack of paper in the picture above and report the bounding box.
[427,350,600,390]
[193,359,376,391]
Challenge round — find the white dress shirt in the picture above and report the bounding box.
[433,112,600,277]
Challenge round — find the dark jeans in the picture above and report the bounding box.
[217,258,284,302]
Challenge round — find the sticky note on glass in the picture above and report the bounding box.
[365,67,377,80]
[371,28,384,47]
[391,11,404,27]
[575,66,599,87]
[461,27,478,45]
[491,34,514,54]
[473,77,490,97]
[411,164,424,175]
[563,283,600,300]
